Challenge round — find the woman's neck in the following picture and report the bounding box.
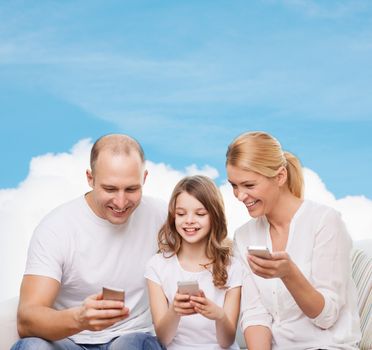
[266,191,303,251]
[266,190,303,231]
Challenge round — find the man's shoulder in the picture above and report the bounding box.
[38,195,84,226]
[140,195,167,207]
[137,195,167,216]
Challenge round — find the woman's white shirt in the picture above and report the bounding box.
[234,200,361,350]
[145,254,242,350]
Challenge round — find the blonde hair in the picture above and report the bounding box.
[226,131,304,199]
[158,175,231,288]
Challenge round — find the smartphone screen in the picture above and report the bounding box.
[177,280,200,296]
[247,245,273,259]
[102,286,125,303]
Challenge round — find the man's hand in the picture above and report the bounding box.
[190,290,225,321]
[74,292,130,332]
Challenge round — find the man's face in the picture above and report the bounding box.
[86,150,147,225]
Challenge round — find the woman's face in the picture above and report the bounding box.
[226,164,280,218]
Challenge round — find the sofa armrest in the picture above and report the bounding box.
[351,248,372,350]
[0,296,20,350]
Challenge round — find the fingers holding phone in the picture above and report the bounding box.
[247,247,294,279]
[173,280,200,316]
[247,245,273,260]
[177,280,201,296]
[102,286,125,305]
[75,287,129,332]
[190,291,224,321]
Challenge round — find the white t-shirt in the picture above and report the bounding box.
[234,200,361,350]
[145,253,243,350]
[25,195,167,344]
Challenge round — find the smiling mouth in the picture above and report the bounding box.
[183,227,200,233]
[245,200,258,208]
[110,207,129,214]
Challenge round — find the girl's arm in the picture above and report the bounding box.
[216,286,241,348]
[147,279,179,345]
[147,279,195,346]
[190,286,241,348]
[244,325,272,350]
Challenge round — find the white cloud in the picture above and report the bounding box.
[303,168,336,204]
[303,168,372,240]
[1,139,371,302]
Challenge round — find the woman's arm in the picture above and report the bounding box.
[248,253,325,318]
[244,325,272,350]
[248,209,352,327]
[233,237,273,346]
[280,256,325,318]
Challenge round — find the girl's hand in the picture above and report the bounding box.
[189,290,225,321]
[173,292,197,316]
[247,251,295,280]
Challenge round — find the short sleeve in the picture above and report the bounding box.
[227,257,243,290]
[144,253,163,285]
[25,222,66,282]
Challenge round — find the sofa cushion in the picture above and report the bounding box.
[0,297,19,350]
[351,249,372,350]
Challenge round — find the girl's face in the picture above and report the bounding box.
[227,164,280,218]
[175,191,211,245]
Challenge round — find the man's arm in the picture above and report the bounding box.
[17,275,129,341]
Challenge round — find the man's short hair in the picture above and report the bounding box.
[90,134,145,173]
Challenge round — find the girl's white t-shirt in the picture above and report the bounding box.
[145,253,243,350]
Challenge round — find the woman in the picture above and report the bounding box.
[226,131,361,350]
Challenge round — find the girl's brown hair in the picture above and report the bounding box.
[226,131,304,199]
[158,175,231,288]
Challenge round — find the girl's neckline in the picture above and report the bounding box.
[174,254,212,274]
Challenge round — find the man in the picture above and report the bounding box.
[12,134,167,349]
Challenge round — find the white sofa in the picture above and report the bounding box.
[1,242,371,350]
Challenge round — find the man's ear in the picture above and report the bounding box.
[143,169,148,185]
[276,166,287,187]
[86,169,94,188]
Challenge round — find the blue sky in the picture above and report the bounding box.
[1,0,371,199]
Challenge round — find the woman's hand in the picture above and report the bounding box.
[189,290,225,320]
[247,251,295,280]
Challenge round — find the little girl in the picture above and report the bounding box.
[145,175,242,350]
